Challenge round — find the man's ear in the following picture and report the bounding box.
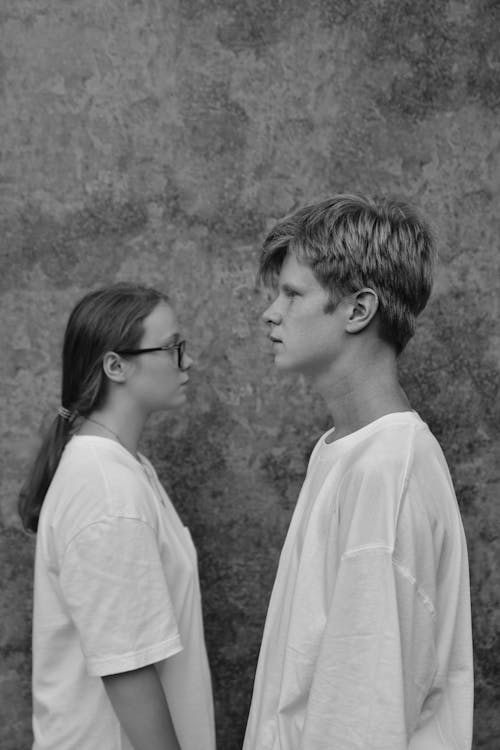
[345,288,379,334]
[102,352,129,383]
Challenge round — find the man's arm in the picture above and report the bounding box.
[300,548,435,750]
[103,664,182,750]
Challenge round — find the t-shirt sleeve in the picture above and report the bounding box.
[300,548,437,750]
[59,516,183,676]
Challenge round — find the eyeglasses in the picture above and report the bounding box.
[116,340,186,369]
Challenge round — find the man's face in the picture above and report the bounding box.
[262,253,346,377]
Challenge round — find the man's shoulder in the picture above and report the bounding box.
[345,412,429,469]
[313,413,449,501]
[344,415,455,515]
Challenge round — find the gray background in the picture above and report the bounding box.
[1,1,499,748]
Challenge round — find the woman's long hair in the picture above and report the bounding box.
[18,283,168,532]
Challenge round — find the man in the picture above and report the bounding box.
[244,195,473,750]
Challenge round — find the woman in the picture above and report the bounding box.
[19,283,216,750]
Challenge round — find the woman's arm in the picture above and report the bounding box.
[103,664,182,750]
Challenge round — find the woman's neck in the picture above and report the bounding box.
[79,405,146,459]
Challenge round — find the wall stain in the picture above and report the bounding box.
[0,198,148,290]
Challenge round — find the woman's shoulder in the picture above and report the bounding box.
[43,437,158,537]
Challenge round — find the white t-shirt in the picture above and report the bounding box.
[243,412,473,750]
[32,435,215,750]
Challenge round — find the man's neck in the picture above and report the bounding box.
[314,347,411,442]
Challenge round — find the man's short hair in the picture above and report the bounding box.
[259,193,436,353]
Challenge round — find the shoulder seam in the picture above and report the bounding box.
[60,515,157,565]
[340,548,437,618]
[398,422,416,513]
[342,544,394,558]
[392,557,437,618]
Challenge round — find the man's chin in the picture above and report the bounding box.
[273,354,298,372]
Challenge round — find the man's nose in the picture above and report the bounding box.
[262,298,282,325]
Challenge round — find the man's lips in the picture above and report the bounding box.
[269,335,283,343]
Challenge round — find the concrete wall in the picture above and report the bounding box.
[1,1,499,747]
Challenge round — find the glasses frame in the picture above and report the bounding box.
[116,339,186,369]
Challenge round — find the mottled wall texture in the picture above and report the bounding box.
[1,0,499,748]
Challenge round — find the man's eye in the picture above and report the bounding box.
[285,289,299,298]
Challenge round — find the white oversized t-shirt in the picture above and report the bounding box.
[244,412,473,750]
[32,435,215,750]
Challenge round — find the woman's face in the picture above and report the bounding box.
[126,302,192,413]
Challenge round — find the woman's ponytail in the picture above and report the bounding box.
[18,410,75,533]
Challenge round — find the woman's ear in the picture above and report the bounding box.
[102,352,129,383]
[345,288,379,334]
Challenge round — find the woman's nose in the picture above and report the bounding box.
[182,353,194,371]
